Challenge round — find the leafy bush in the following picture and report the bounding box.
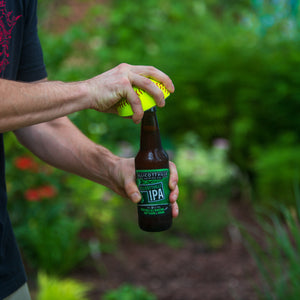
[102,284,157,300]
[254,141,300,205]
[5,133,88,275]
[175,133,236,189]
[36,273,90,300]
[37,0,300,204]
[173,133,237,247]
[67,175,123,253]
[14,203,87,275]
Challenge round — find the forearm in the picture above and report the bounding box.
[14,117,179,215]
[0,79,89,132]
[0,64,175,132]
[14,117,120,189]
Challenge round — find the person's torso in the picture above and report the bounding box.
[0,0,47,297]
[0,0,26,222]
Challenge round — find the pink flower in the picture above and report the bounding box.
[213,138,229,150]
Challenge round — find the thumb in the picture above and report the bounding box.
[125,178,141,203]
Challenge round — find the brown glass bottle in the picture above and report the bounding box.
[135,107,172,232]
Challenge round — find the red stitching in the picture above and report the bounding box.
[118,99,130,109]
[154,82,167,93]
[118,82,169,110]
[136,89,144,97]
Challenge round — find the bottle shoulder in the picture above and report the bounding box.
[135,148,169,169]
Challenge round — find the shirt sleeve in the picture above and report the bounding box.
[17,0,47,82]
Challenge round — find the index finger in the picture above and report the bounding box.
[124,86,144,124]
[131,66,175,94]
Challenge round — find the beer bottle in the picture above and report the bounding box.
[135,107,172,232]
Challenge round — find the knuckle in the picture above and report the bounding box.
[147,65,157,74]
[132,109,143,123]
[130,94,141,105]
[118,62,130,70]
[119,76,130,87]
[142,77,153,87]
[169,161,176,170]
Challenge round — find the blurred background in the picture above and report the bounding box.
[4,0,300,299]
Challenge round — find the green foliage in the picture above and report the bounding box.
[67,175,123,253]
[242,183,300,299]
[37,0,300,204]
[173,134,236,248]
[102,284,157,300]
[175,133,236,189]
[14,204,87,275]
[254,141,300,205]
[5,133,88,275]
[36,273,90,300]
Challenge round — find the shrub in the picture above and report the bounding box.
[102,284,157,300]
[38,0,300,204]
[5,134,88,275]
[67,175,123,253]
[173,133,237,247]
[242,182,300,299]
[14,203,87,275]
[254,141,300,206]
[36,273,90,300]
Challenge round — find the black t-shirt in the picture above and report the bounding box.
[0,0,47,297]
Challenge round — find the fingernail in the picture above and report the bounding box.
[131,192,141,203]
[171,83,175,92]
[157,98,165,108]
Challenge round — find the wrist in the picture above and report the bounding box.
[81,77,100,110]
[93,145,120,188]
[64,80,92,111]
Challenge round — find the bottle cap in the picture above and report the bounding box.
[116,78,170,117]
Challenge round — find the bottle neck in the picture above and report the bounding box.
[140,107,162,150]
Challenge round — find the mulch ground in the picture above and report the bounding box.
[70,202,262,300]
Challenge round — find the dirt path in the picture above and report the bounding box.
[73,218,261,300]
[26,202,261,300]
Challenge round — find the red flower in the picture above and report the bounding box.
[15,156,38,171]
[25,189,41,202]
[24,185,57,202]
[38,185,57,199]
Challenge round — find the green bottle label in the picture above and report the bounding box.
[136,169,170,216]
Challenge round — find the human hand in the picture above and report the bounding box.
[85,63,175,124]
[110,157,179,218]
